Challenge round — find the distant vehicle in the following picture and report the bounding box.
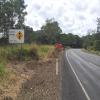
[55,43,64,51]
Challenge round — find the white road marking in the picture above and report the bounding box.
[66,51,91,100]
[56,59,59,75]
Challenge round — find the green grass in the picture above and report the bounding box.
[0,63,6,77]
[0,44,54,78]
[37,45,54,59]
[0,44,54,62]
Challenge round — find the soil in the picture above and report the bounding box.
[1,58,60,100]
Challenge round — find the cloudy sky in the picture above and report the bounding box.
[24,0,100,36]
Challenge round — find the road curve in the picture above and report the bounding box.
[62,49,100,100]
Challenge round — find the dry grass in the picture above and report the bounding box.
[0,44,55,99]
[0,44,54,77]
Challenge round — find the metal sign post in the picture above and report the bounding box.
[16,30,24,60]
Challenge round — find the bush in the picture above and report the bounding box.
[94,40,100,51]
[29,47,39,60]
[7,47,39,61]
[87,46,95,51]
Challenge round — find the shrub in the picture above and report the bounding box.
[29,47,39,60]
[94,40,100,51]
[10,47,39,61]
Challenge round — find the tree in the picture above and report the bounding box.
[97,18,100,33]
[94,40,100,51]
[41,19,62,44]
[58,33,82,48]
[0,0,27,38]
[15,0,27,28]
[82,29,98,49]
[0,0,15,37]
[23,25,36,43]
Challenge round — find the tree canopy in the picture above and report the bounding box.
[37,19,62,44]
[0,0,27,37]
[82,18,100,51]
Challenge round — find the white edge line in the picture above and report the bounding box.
[66,51,91,100]
[56,59,59,75]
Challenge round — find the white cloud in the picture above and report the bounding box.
[25,0,100,36]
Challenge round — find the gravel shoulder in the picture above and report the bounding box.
[15,58,60,100]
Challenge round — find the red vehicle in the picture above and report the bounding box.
[55,43,64,51]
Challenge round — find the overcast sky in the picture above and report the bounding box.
[24,0,100,36]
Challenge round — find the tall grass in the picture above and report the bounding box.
[37,45,54,59]
[0,63,6,77]
[0,45,19,62]
[0,44,54,62]
[0,44,54,77]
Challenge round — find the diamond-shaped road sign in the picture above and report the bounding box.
[9,29,24,44]
[16,31,24,40]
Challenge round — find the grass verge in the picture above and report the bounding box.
[0,44,55,77]
[0,63,6,77]
[82,49,100,56]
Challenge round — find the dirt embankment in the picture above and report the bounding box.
[1,57,60,100]
[16,59,59,100]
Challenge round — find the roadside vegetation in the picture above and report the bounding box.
[0,63,6,77]
[0,44,54,78]
[82,18,100,55]
[0,43,56,100]
[83,49,100,56]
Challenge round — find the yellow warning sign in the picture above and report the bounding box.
[16,31,23,40]
[9,29,24,44]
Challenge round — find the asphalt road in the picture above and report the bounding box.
[62,49,100,100]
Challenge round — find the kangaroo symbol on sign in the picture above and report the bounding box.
[16,31,23,40]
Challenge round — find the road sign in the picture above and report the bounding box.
[9,29,24,44]
[16,31,24,40]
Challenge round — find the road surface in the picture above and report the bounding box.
[62,49,100,100]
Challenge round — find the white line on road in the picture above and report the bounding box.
[66,51,91,100]
[56,59,59,75]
